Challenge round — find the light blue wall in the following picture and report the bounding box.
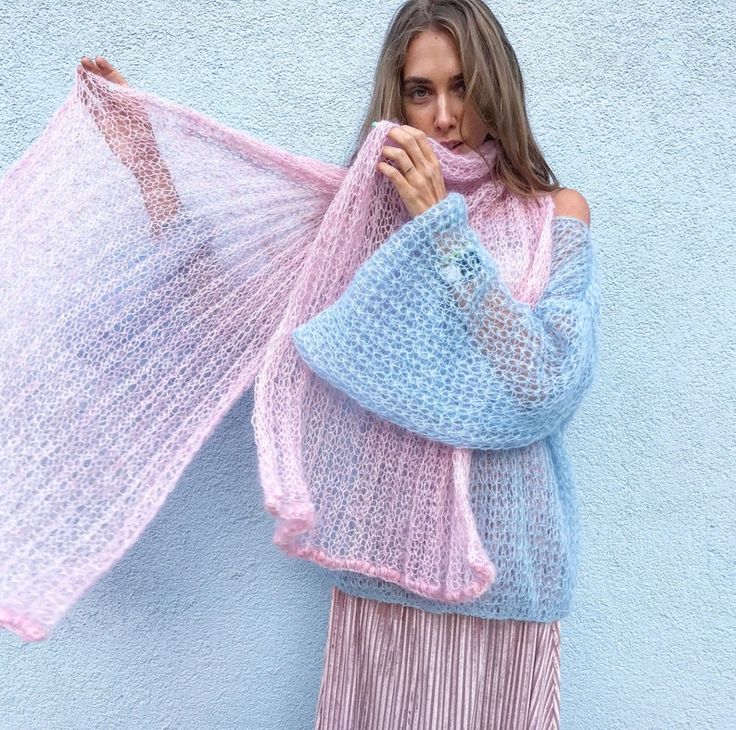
[1,2,734,728]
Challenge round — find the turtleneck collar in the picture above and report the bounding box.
[368,121,502,198]
[430,136,500,189]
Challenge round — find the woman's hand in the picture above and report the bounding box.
[76,55,156,174]
[76,55,183,231]
[376,125,447,218]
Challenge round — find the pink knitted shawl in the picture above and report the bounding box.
[0,67,554,642]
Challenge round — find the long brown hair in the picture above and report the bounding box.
[344,0,561,200]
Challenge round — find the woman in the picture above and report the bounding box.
[316,0,590,729]
[308,3,591,729]
[8,1,596,728]
[313,3,587,728]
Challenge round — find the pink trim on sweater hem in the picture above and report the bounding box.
[280,544,496,603]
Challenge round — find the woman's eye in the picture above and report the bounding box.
[408,84,465,99]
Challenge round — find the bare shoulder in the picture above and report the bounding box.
[551,188,590,226]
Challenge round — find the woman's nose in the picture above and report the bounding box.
[434,94,457,127]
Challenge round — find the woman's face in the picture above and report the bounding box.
[401,29,488,154]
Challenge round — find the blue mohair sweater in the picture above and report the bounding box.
[292,193,601,622]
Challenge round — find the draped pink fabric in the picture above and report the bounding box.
[0,67,553,642]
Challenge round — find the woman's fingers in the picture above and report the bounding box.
[79,56,128,86]
[380,144,415,174]
[386,126,433,173]
[95,56,122,81]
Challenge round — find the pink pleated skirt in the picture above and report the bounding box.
[314,586,560,730]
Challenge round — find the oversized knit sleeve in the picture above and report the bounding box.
[0,68,343,643]
[292,191,601,450]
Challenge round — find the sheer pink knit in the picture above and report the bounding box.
[0,68,553,642]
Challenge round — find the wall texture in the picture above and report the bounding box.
[1,1,734,728]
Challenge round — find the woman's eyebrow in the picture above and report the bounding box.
[403,72,464,85]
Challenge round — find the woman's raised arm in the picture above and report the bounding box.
[78,56,183,233]
[292,193,602,450]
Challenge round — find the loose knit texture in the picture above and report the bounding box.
[319,215,599,620]
[294,206,599,620]
[0,67,601,643]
